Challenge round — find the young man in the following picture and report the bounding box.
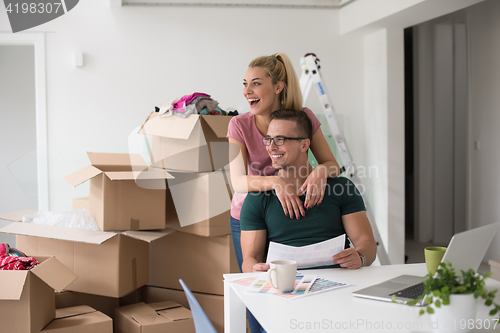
[240,109,377,273]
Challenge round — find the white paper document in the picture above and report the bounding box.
[266,234,346,269]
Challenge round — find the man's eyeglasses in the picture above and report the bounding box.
[261,136,306,146]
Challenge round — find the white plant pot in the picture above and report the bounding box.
[431,293,478,333]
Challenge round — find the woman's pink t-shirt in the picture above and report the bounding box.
[226,107,321,219]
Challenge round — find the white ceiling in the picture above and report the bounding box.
[113,0,355,8]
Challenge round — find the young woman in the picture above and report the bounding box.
[226,53,341,333]
[227,53,341,271]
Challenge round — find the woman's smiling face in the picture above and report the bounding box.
[243,66,283,116]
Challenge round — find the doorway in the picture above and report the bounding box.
[406,11,469,247]
[0,45,38,212]
[0,34,48,246]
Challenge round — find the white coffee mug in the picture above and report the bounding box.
[267,260,297,292]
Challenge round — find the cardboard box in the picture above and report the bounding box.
[114,301,195,333]
[65,152,172,231]
[139,112,232,172]
[165,170,232,237]
[72,197,90,211]
[0,256,77,333]
[41,305,112,333]
[0,221,159,298]
[147,229,239,295]
[55,288,142,320]
[142,286,224,333]
[0,209,37,222]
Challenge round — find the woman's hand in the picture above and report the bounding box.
[298,165,328,209]
[272,177,305,220]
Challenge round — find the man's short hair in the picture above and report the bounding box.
[269,109,313,140]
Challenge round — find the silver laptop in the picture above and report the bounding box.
[352,223,499,305]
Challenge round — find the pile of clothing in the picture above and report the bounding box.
[0,243,39,270]
[156,92,238,118]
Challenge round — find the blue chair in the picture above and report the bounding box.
[179,279,218,333]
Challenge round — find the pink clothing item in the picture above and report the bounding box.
[226,107,321,219]
[0,254,39,270]
[0,243,39,270]
[172,92,211,111]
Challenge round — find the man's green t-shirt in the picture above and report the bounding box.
[240,177,366,268]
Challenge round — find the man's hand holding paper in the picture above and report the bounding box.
[266,234,346,269]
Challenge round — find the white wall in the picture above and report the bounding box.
[334,0,487,264]
[466,0,500,262]
[2,0,498,265]
[363,29,389,260]
[333,26,405,264]
[338,0,500,265]
[413,0,500,262]
[0,2,339,213]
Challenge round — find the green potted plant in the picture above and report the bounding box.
[407,261,500,333]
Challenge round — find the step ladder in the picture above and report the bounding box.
[299,53,391,265]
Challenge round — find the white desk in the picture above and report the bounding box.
[224,264,500,333]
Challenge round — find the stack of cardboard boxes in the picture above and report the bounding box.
[0,111,238,333]
[139,111,239,332]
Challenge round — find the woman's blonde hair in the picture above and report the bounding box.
[248,53,303,111]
